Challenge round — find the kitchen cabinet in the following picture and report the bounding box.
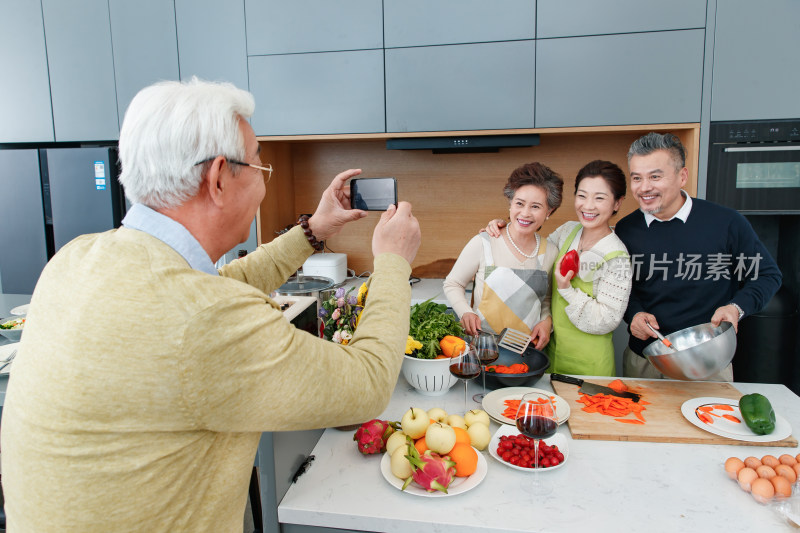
[537,0,706,38]
[385,40,536,132]
[536,30,704,127]
[711,0,800,121]
[249,50,384,135]
[175,0,249,91]
[245,0,382,54]
[109,0,180,124]
[41,0,119,141]
[383,0,535,48]
[0,0,54,143]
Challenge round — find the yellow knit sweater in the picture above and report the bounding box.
[1,225,410,532]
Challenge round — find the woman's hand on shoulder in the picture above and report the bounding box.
[480,219,506,238]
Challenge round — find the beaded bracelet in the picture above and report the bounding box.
[296,215,324,251]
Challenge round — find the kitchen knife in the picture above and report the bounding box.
[550,373,641,402]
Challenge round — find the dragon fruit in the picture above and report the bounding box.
[402,443,456,494]
[353,419,397,455]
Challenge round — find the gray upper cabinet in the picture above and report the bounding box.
[41,0,120,141]
[109,0,180,125]
[711,0,800,121]
[0,0,54,143]
[536,30,704,127]
[246,0,382,54]
[175,0,248,91]
[386,41,535,132]
[384,0,535,47]
[537,0,706,38]
[249,50,384,135]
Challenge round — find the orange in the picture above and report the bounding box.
[414,437,428,455]
[452,427,471,446]
[448,443,478,477]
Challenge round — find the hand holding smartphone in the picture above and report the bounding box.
[350,177,397,211]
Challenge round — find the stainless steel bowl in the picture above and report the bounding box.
[642,322,736,381]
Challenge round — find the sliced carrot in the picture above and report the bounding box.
[607,379,627,393]
[714,404,734,411]
[722,414,741,423]
[698,406,714,413]
[615,418,645,424]
[696,411,714,424]
[575,392,647,423]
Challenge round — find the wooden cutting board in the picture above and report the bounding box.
[551,378,798,447]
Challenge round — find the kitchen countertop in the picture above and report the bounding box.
[278,375,800,532]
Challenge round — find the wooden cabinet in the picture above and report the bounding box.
[536,30,704,127]
[245,0,382,54]
[249,50,384,135]
[109,0,180,123]
[711,0,800,120]
[41,0,119,141]
[384,0,535,47]
[385,41,536,132]
[175,0,249,90]
[537,0,706,38]
[0,0,54,143]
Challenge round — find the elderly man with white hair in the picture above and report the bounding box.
[1,78,421,532]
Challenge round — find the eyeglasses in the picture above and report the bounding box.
[195,157,273,182]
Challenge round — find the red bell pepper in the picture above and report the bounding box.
[559,249,579,279]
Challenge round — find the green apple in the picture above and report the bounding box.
[464,409,491,428]
[427,407,448,424]
[425,422,457,455]
[385,430,408,456]
[467,422,491,450]
[400,407,429,439]
[445,414,467,430]
[390,446,413,479]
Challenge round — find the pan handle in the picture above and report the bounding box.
[550,373,584,387]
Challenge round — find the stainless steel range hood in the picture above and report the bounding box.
[386,134,540,154]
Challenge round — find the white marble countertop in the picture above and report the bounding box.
[278,375,800,532]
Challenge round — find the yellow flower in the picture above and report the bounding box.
[357,282,368,306]
[405,335,423,355]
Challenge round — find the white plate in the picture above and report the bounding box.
[488,425,569,472]
[482,386,570,426]
[380,447,487,497]
[0,342,19,375]
[681,397,792,442]
[10,304,30,316]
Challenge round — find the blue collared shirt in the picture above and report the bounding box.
[121,203,218,276]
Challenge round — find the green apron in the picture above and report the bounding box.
[546,225,627,376]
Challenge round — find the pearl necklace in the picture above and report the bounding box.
[506,225,540,259]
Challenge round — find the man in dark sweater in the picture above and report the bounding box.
[615,132,782,380]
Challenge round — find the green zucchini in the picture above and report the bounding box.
[739,393,776,435]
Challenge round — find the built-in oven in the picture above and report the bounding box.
[707,119,800,213]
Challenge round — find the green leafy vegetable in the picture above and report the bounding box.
[408,299,464,359]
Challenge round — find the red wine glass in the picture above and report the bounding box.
[472,331,499,403]
[449,344,481,413]
[515,392,558,495]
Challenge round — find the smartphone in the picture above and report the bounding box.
[350,177,398,211]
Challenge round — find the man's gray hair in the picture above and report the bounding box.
[119,77,255,209]
[627,132,686,171]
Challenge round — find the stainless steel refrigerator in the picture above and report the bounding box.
[0,146,125,294]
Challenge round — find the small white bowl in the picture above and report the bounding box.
[401,355,459,396]
[0,316,24,342]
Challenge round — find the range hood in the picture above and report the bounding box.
[386,134,539,154]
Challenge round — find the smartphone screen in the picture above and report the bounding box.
[350,177,397,211]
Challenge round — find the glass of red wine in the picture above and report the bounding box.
[472,331,499,403]
[449,343,481,413]
[515,392,558,495]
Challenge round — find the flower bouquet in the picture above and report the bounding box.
[319,283,368,344]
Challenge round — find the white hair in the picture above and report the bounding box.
[118,77,256,208]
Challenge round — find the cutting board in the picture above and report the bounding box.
[551,378,798,447]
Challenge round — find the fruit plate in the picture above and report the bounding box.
[488,425,569,472]
[482,387,570,426]
[681,397,792,443]
[379,448,487,497]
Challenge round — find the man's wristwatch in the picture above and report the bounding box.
[730,303,745,321]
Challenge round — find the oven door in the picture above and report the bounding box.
[707,143,800,213]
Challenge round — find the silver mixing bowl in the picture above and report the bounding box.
[642,322,736,381]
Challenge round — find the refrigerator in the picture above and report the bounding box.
[0,146,125,294]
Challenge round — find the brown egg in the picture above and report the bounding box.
[751,478,775,503]
[779,454,798,466]
[756,465,777,479]
[776,464,798,483]
[761,454,780,468]
[724,457,746,479]
[738,467,759,492]
[744,456,763,469]
[771,475,793,499]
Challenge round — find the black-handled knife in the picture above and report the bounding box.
[550,373,641,402]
